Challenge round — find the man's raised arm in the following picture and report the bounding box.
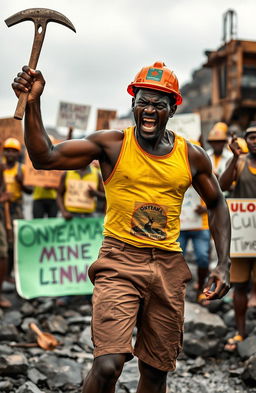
[188,143,231,300]
[12,66,103,171]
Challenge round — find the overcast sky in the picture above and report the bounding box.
[1,0,256,134]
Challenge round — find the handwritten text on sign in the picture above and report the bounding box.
[65,179,96,209]
[14,217,104,299]
[227,199,256,257]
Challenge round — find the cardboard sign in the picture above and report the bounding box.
[180,187,203,230]
[56,101,91,130]
[167,113,201,141]
[14,216,104,299]
[23,153,62,188]
[227,199,256,257]
[109,118,133,130]
[65,179,96,209]
[96,109,117,130]
[0,117,23,152]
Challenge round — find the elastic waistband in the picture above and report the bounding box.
[103,236,180,255]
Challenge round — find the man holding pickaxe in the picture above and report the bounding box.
[12,60,231,393]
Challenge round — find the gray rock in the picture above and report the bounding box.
[28,367,47,384]
[238,336,256,359]
[183,332,220,357]
[79,326,94,352]
[17,381,44,393]
[0,380,13,391]
[242,354,256,386]
[185,302,227,337]
[35,353,82,387]
[2,310,22,326]
[0,324,19,341]
[0,344,13,355]
[46,315,68,334]
[0,353,28,375]
[21,317,38,332]
[20,302,35,316]
[222,309,236,328]
[187,356,206,373]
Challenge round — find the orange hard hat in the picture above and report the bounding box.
[3,137,21,151]
[207,122,228,141]
[127,61,182,105]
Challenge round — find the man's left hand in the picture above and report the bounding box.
[203,263,230,300]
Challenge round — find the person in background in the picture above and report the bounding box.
[1,138,32,280]
[56,164,105,306]
[206,122,233,178]
[0,163,11,308]
[220,124,256,351]
[32,135,59,219]
[57,164,105,220]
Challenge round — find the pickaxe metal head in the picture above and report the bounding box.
[5,8,76,120]
[5,8,76,33]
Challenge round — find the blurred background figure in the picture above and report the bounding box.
[206,122,233,178]
[220,124,256,351]
[0,138,32,282]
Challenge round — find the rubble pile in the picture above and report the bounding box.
[1,285,256,392]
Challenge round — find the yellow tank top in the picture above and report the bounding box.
[103,127,192,251]
[4,162,24,202]
[64,167,99,213]
[33,186,57,200]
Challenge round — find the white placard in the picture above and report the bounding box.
[57,101,91,130]
[227,199,256,257]
[109,118,133,130]
[167,113,201,141]
[180,187,203,230]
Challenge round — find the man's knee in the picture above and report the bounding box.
[138,360,167,383]
[92,354,126,381]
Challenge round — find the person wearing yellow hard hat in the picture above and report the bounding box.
[12,62,231,392]
[0,137,32,283]
[220,123,256,351]
[206,122,233,178]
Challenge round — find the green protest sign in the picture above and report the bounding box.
[14,216,104,299]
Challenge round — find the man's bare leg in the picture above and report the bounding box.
[248,282,256,307]
[82,354,126,393]
[137,360,167,393]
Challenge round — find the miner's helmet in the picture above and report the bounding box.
[3,137,21,151]
[127,61,182,105]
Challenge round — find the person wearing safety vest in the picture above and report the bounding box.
[0,138,32,282]
[57,165,105,220]
[220,124,256,352]
[12,62,231,393]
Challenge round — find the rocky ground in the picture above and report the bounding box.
[1,270,256,393]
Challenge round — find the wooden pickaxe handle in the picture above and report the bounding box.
[14,23,47,120]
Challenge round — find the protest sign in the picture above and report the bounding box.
[0,117,23,151]
[64,179,96,209]
[180,187,203,230]
[227,198,256,257]
[23,152,62,188]
[109,118,133,130]
[14,216,104,299]
[167,113,201,141]
[96,109,117,130]
[56,101,91,130]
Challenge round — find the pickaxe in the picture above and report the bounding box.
[5,8,76,120]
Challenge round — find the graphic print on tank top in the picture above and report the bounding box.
[131,202,168,240]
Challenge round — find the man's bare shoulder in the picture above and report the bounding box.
[86,129,124,147]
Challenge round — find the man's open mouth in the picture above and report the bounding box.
[142,118,157,130]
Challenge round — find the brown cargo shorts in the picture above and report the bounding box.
[88,237,192,371]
